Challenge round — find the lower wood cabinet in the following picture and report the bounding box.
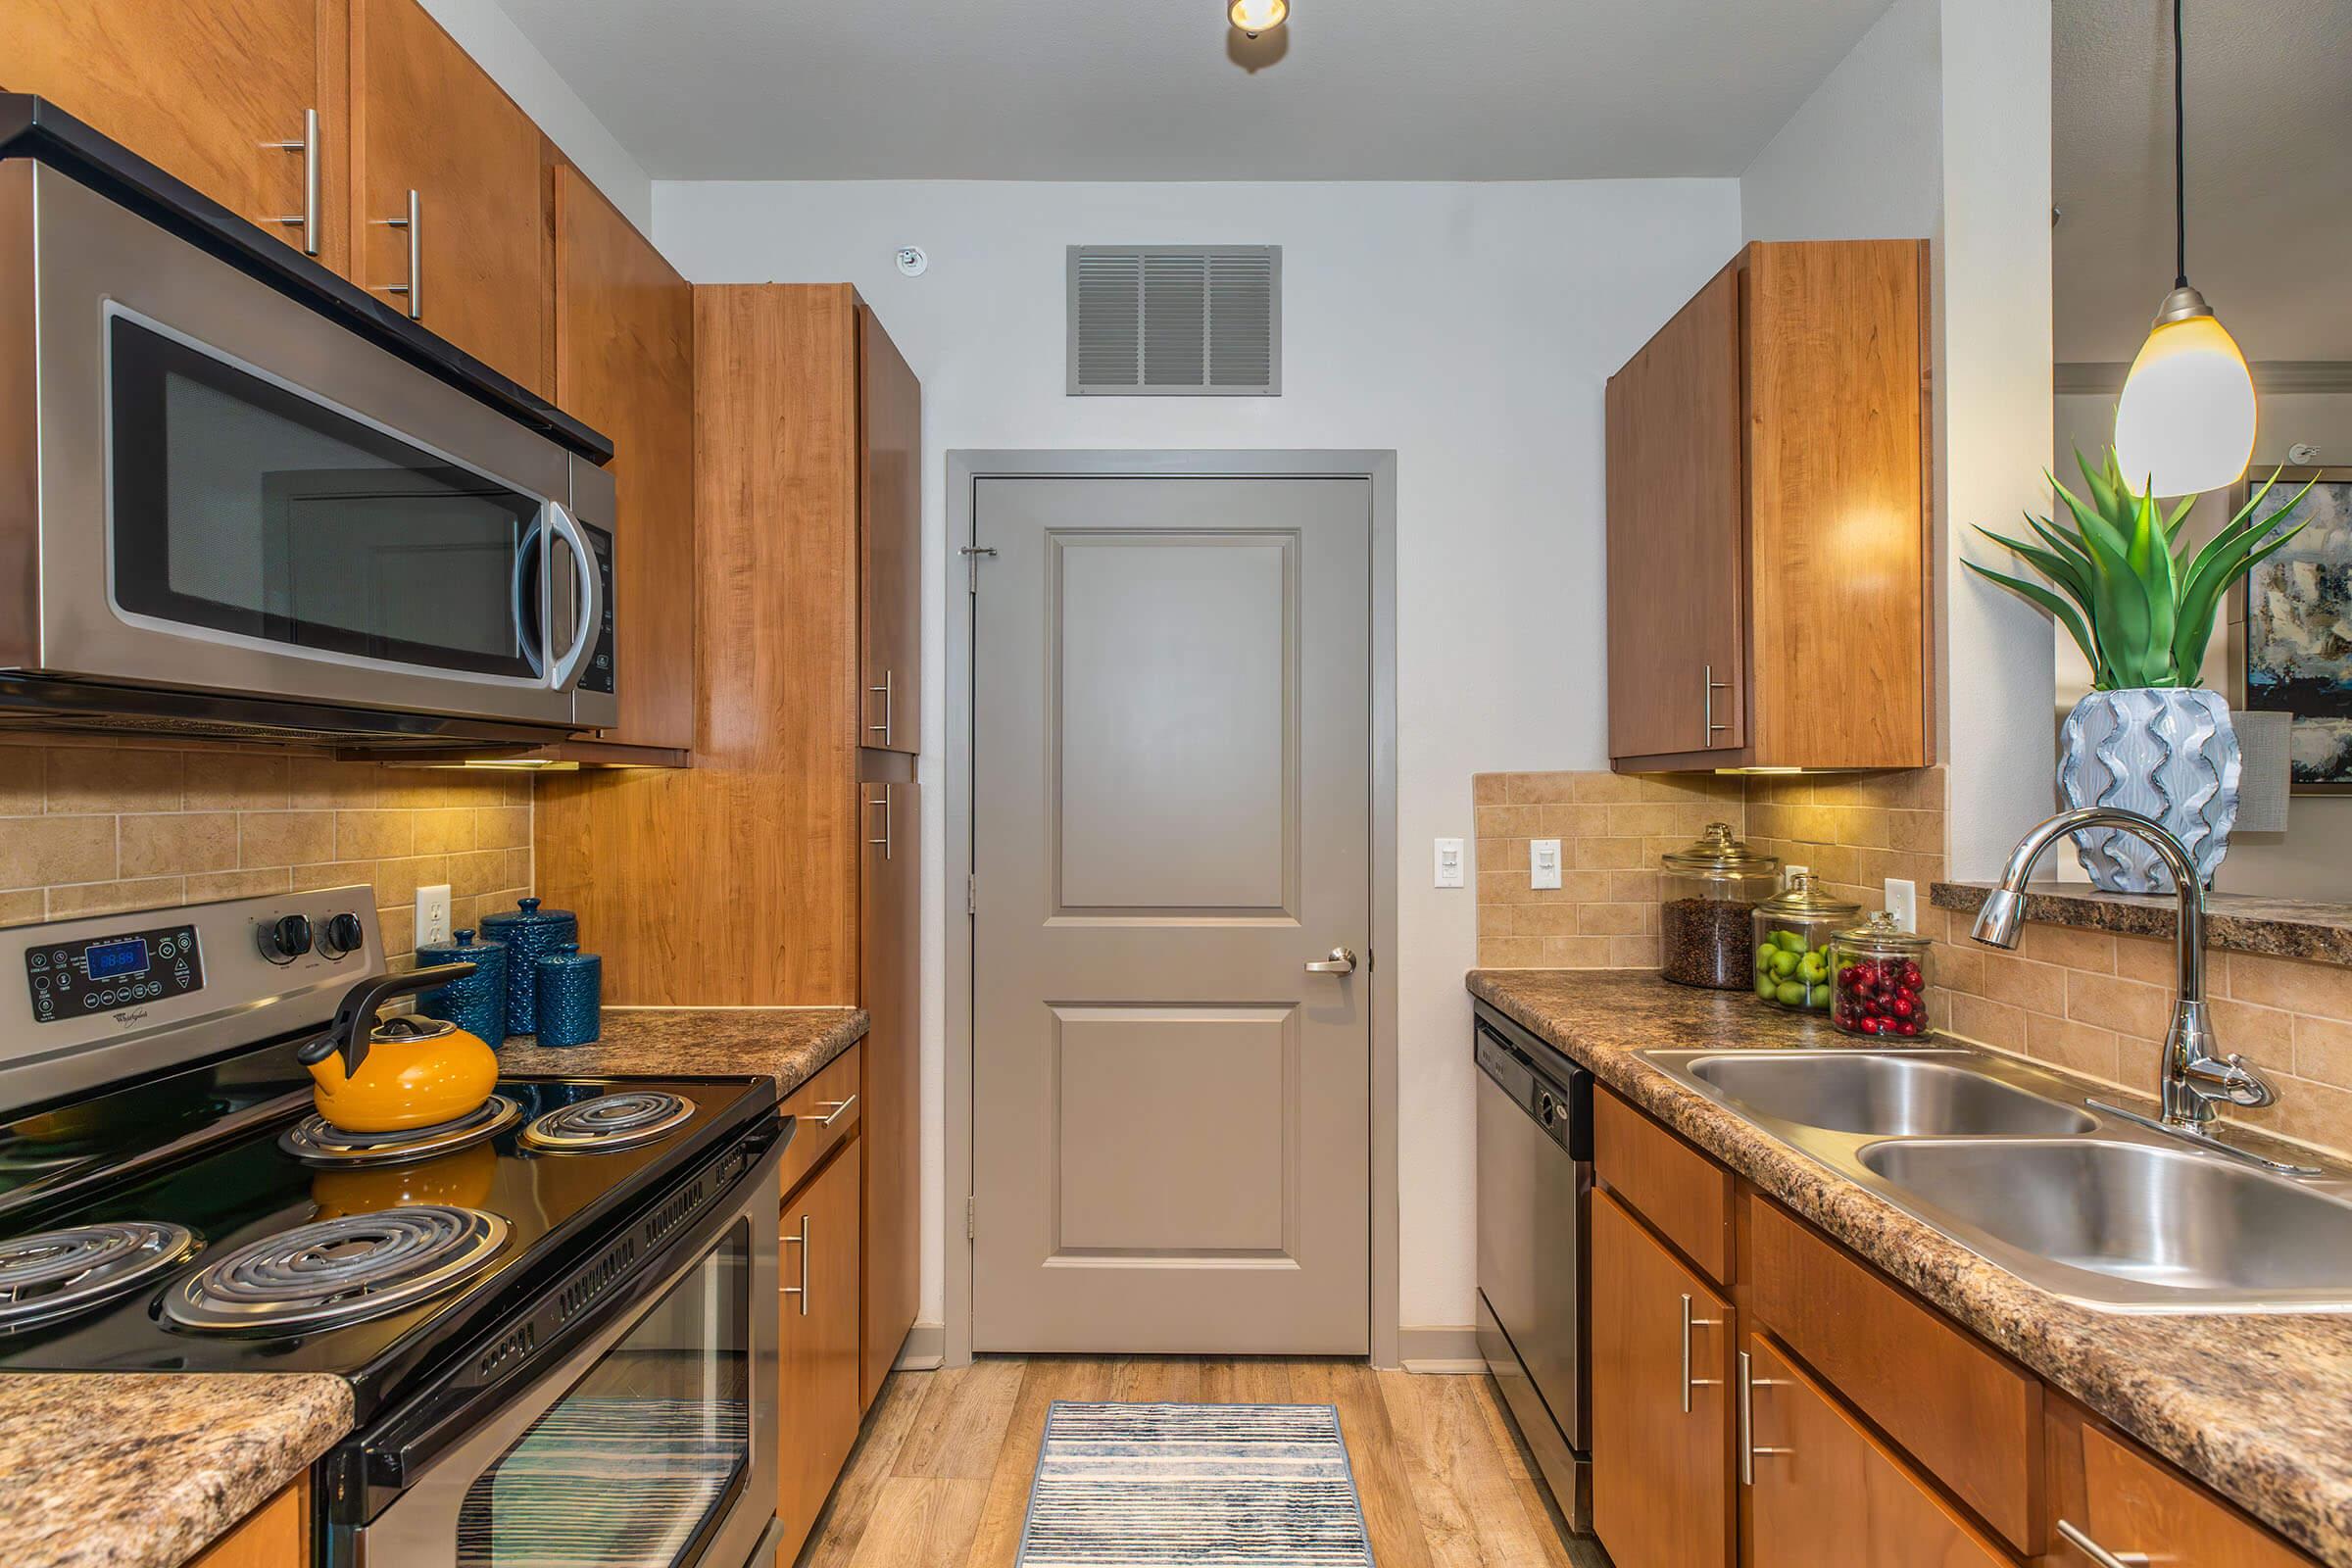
[775,1136,862,1565]
[1742,1335,2014,1567]
[189,1478,308,1568]
[1592,1189,1735,1568]
[2046,1400,2311,1568]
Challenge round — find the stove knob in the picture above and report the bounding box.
[259,913,315,964]
[319,912,366,958]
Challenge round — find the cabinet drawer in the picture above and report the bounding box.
[2047,1402,2316,1568]
[1745,1194,2039,1552]
[777,1041,862,1200]
[1595,1088,1734,1283]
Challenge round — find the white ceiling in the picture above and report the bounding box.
[2053,0,2352,363]
[488,0,1898,182]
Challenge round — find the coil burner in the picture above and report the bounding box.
[519,1091,695,1153]
[279,1096,522,1167]
[0,1222,200,1331]
[163,1205,508,1333]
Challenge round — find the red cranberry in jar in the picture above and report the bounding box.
[1829,910,1933,1041]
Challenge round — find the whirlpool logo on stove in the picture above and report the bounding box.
[110,1005,150,1028]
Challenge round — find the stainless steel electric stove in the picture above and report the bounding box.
[0,888,788,1568]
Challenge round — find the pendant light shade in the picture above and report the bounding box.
[2113,0,2254,498]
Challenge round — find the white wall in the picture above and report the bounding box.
[656,177,1743,1336]
[415,0,653,233]
[1740,0,1942,243]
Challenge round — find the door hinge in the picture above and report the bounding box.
[965,874,977,915]
[965,1196,976,1240]
[960,544,997,593]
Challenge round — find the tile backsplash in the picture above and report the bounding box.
[0,740,531,963]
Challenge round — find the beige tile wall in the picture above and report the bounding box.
[0,740,531,964]
[1742,767,1947,915]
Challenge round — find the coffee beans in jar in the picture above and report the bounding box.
[1657,823,1781,990]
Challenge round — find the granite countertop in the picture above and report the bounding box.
[498,1005,868,1100]
[0,1372,350,1568]
[0,1007,867,1568]
[1934,879,2352,966]
[1469,967,2352,1566]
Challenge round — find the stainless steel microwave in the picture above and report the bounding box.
[0,157,617,745]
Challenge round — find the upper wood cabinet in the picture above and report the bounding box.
[7,0,347,272]
[554,166,696,753]
[859,306,922,754]
[349,0,555,395]
[1606,239,1933,772]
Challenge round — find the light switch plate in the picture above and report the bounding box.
[416,883,453,947]
[1884,877,1918,932]
[1530,839,1562,891]
[1434,837,1465,889]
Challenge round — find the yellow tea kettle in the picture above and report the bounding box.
[297,963,500,1134]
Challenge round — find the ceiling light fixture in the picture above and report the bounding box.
[2112,0,2255,498]
[1229,0,1287,37]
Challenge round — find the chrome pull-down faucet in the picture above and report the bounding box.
[1974,808,2310,1172]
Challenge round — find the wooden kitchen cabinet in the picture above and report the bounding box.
[858,307,922,755]
[776,1137,862,1566]
[859,779,919,1405]
[1592,1189,1736,1568]
[1606,239,1933,772]
[6,0,347,273]
[188,1477,308,1568]
[2044,1400,2316,1568]
[1743,1335,2016,1568]
[554,165,696,754]
[350,0,555,395]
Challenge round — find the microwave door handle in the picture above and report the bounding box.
[544,501,601,694]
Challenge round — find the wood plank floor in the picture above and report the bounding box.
[793,1357,1610,1568]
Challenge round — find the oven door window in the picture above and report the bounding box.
[108,314,546,680]
[455,1219,754,1567]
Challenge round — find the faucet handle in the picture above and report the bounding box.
[2185,1051,2278,1109]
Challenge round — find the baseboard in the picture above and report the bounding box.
[893,1319,947,1372]
[1397,1324,1484,1374]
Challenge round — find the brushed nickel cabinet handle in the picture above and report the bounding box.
[1703,663,1732,748]
[780,1211,809,1315]
[868,670,894,744]
[374,189,421,319]
[1737,1348,1792,1484]
[866,788,892,860]
[1680,1293,1724,1413]
[269,108,320,256]
[1305,947,1357,975]
[815,1094,858,1128]
[2054,1521,2151,1568]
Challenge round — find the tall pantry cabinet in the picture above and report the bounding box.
[535,283,923,1404]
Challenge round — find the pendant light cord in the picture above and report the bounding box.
[2173,0,2188,288]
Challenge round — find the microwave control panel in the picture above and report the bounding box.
[582,519,616,696]
[25,922,204,1024]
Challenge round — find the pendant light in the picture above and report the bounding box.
[1229,0,1287,36]
[2112,0,2255,498]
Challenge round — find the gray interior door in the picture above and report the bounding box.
[971,475,1372,1353]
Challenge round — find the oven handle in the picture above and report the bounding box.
[544,500,602,694]
[363,1129,784,1494]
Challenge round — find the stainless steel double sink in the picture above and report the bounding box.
[1635,1047,2352,1313]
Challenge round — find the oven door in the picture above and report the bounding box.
[14,164,597,729]
[351,1155,781,1568]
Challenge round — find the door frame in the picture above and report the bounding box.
[943,450,1400,1369]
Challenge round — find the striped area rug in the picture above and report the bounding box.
[1016,1401,1376,1567]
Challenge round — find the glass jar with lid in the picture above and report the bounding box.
[1658,823,1782,989]
[1750,872,1861,1013]
[1831,910,1934,1038]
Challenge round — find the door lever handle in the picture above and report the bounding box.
[1304,947,1357,975]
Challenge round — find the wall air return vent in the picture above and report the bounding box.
[1067,246,1281,396]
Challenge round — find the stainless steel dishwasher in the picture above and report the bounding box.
[1474,999,1593,1533]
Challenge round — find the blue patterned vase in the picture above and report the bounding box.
[2057,688,2241,892]
[479,897,576,1037]
[533,944,602,1048]
[416,927,508,1043]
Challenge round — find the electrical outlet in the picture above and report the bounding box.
[416,883,453,947]
[1434,838,1465,889]
[1785,862,1810,889]
[1530,839,1562,891]
[1884,877,1918,932]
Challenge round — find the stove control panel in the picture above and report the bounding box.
[24,920,205,1024]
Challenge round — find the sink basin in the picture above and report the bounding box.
[1859,1138,2352,1307]
[1685,1052,2097,1138]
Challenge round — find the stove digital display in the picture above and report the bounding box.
[24,922,203,1024]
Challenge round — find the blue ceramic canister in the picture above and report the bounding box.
[534,944,602,1048]
[479,897,577,1037]
[416,927,509,1043]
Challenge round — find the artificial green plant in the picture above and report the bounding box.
[1967,447,2313,691]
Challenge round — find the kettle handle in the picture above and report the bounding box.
[296,962,480,1077]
